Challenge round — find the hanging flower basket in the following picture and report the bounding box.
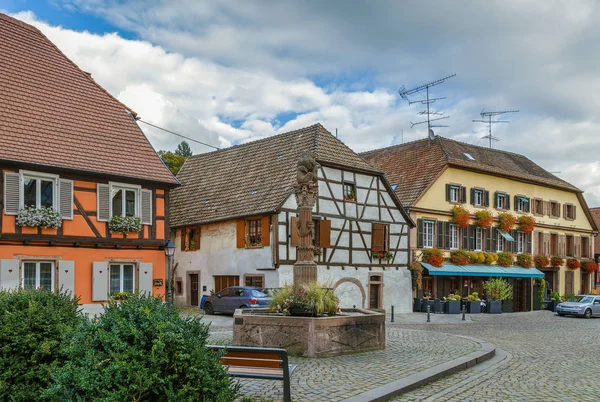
[16,207,62,229]
[516,253,533,268]
[497,213,517,233]
[497,252,514,267]
[550,256,564,268]
[517,215,536,234]
[450,250,470,266]
[475,209,494,229]
[566,258,580,270]
[109,216,142,234]
[422,248,444,268]
[581,261,598,274]
[451,205,471,228]
[534,255,550,269]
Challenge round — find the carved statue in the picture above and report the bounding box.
[297,152,319,186]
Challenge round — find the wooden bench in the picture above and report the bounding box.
[208,345,291,402]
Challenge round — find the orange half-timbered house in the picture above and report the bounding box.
[0,13,179,306]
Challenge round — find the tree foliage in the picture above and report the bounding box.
[158,141,193,175]
[175,140,193,157]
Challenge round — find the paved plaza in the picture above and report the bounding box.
[203,311,600,401]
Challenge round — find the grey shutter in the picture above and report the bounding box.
[3,172,20,215]
[514,195,518,212]
[0,259,19,290]
[417,219,423,248]
[445,184,451,201]
[138,263,153,295]
[468,225,475,250]
[460,186,467,203]
[462,226,469,250]
[526,198,531,213]
[58,260,75,295]
[444,222,451,250]
[573,206,577,220]
[484,191,490,207]
[506,194,510,210]
[141,189,152,225]
[92,262,108,301]
[494,192,498,208]
[59,179,74,220]
[470,188,475,205]
[97,184,110,222]
[437,221,445,249]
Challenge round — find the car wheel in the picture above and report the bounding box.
[557,312,565,316]
[204,303,214,315]
[239,305,248,309]
[584,309,592,319]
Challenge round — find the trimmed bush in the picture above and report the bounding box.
[45,295,237,401]
[0,289,81,400]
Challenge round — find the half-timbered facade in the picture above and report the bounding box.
[0,13,178,306]
[170,124,415,311]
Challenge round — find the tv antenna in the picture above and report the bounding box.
[398,74,456,137]
[473,109,519,149]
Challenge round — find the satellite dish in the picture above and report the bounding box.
[428,129,435,140]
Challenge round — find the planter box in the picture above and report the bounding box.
[445,300,460,314]
[421,299,434,312]
[547,300,561,312]
[466,301,480,314]
[413,298,422,312]
[487,301,502,314]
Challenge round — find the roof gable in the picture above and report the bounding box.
[0,13,177,185]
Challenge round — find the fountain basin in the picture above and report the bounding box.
[232,308,385,357]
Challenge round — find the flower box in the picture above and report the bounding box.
[486,301,502,314]
[109,216,142,234]
[466,300,480,314]
[16,207,62,229]
[445,300,461,314]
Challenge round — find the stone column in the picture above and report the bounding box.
[293,153,320,288]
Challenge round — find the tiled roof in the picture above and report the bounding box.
[361,136,581,207]
[0,13,177,185]
[170,124,382,226]
[589,208,600,254]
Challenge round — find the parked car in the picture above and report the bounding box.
[555,295,600,318]
[202,286,271,315]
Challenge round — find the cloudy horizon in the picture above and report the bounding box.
[4,0,600,206]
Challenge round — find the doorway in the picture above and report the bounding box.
[369,274,383,309]
[189,274,199,306]
[582,273,590,294]
[513,278,527,312]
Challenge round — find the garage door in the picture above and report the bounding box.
[214,275,239,292]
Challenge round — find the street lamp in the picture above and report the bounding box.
[165,240,175,306]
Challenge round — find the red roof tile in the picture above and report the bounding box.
[0,13,177,185]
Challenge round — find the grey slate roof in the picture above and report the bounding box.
[170,124,382,227]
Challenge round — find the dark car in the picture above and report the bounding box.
[203,286,271,315]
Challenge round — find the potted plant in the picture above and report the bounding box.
[451,205,471,228]
[270,283,340,317]
[550,256,564,268]
[516,253,533,268]
[483,278,513,314]
[444,293,461,314]
[475,209,494,229]
[534,255,550,269]
[517,215,536,234]
[566,258,580,270]
[450,250,470,266]
[497,213,517,233]
[466,292,481,314]
[422,248,444,268]
[497,252,514,267]
[549,291,561,312]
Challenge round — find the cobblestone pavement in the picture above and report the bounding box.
[207,324,479,402]
[394,311,600,402]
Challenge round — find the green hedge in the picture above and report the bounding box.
[0,289,81,401]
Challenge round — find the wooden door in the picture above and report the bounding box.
[513,279,527,312]
[369,283,380,309]
[582,273,590,294]
[565,271,574,295]
[190,274,199,306]
[214,275,240,293]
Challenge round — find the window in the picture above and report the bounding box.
[495,192,508,210]
[182,226,200,251]
[23,174,56,209]
[23,261,54,291]
[533,198,544,215]
[245,275,264,288]
[109,263,135,295]
[449,186,460,203]
[475,227,483,251]
[566,235,574,257]
[549,201,560,218]
[496,232,504,252]
[175,279,183,295]
[449,225,459,250]
[516,197,530,213]
[111,185,138,218]
[247,219,263,246]
[582,237,590,258]
[343,182,356,201]
[516,232,525,254]
[464,153,475,161]
[423,220,435,248]
[473,189,483,206]
[565,204,575,220]
[550,233,558,255]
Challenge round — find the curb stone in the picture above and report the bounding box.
[340,334,496,402]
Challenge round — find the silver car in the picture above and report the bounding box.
[556,295,600,318]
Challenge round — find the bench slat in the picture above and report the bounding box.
[227,366,284,378]
[221,356,282,369]
[221,350,282,360]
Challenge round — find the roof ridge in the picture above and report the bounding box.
[313,124,320,154]
[359,136,431,156]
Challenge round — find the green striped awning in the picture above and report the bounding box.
[421,262,545,278]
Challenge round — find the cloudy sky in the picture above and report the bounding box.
[4,1,600,205]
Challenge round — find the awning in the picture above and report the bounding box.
[421,262,545,278]
[498,230,514,241]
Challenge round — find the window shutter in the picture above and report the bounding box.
[0,259,19,290]
[558,234,566,257]
[484,191,490,207]
[3,172,20,215]
[460,186,467,203]
[437,221,445,249]
[236,220,246,248]
[468,225,475,250]
[494,192,498,208]
[92,262,108,301]
[484,228,491,252]
[513,195,518,211]
[445,184,451,201]
[372,223,385,250]
[526,233,532,254]
[194,226,201,250]
[526,198,531,213]
[141,189,152,225]
[138,262,153,295]
[492,228,498,251]
[506,194,510,210]
[462,226,468,250]
[562,204,567,219]
[574,236,581,258]
[290,217,300,247]
[444,222,451,250]
[470,188,475,205]
[97,184,110,222]
[573,206,576,220]
[58,179,74,220]
[261,216,270,247]
[319,219,331,248]
[417,219,424,248]
[58,260,75,295]
[543,233,550,256]
[181,229,187,251]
